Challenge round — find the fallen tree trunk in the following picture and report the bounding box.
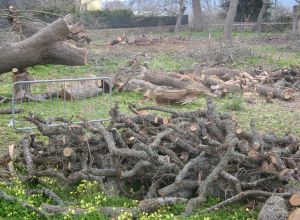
[144,71,212,95]
[0,15,87,74]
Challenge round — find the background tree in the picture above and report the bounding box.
[192,0,204,31]
[223,0,238,42]
[254,0,268,32]
[220,0,271,22]
[175,0,186,33]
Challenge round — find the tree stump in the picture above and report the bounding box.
[12,68,31,98]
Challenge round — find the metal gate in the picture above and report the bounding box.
[11,77,112,131]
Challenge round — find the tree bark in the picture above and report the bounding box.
[254,0,267,33]
[192,0,203,31]
[175,0,186,33]
[255,84,293,100]
[223,0,239,43]
[293,5,300,34]
[258,196,289,220]
[0,16,87,75]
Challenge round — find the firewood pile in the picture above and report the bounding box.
[254,68,300,102]
[120,66,299,104]
[1,99,298,218]
[108,34,186,46]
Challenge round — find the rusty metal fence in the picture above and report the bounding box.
[11,77,112,131]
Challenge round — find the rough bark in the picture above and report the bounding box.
[254,0,267,33]
[144,71,212,95]
[293,5,300,34]
[223,0,239,42]
[0,15,87,74]
[192,0,203,31]
[256,84,293,100]
[175,0,186,33]
[16,99,300,218]
[258,196,289,220]
[60,79,101,100]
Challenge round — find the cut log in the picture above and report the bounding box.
[201,75,241,93]
[258,196,289,220]
[290,193,300,206]
[123,79,158,92]
[60,78,101,100]
[256,84,293,100]
[135,36,153,46]
[144,71,212,96]
[289,208,300,220]
[202,67,241,81]
[145,88,190,105]
[12,68,31,98]
[0,15,88,74]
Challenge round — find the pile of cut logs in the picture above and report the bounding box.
[121,67,299,104]
[1,99,298,219]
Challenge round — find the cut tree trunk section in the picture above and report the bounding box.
[256,84,293,100]
[0,15,87,75]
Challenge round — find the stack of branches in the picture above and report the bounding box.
[121,66,298,104]
[108,34,186,46]
[177,43,256,68]
[8,99,300,218]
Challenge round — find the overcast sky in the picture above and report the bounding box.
[280,0,296,7]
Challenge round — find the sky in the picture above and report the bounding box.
[280,0,296,7]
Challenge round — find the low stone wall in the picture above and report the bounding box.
[211,22,292,32]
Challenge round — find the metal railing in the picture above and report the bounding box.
[12,77,112,131]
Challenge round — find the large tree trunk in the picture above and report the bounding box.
[0,15,87,75]
[175,0,186,33]
[192,0,203,31]
[223,0,239,43]
[254,0,267,33]
[293,5,300,34]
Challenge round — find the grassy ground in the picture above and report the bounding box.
[0,30,300,219]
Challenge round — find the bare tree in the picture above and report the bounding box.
[254,0,267,33]
[175,0,186,33]
[192,0,203,31]
[223,0,239,42]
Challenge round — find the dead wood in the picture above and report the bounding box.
[290,192,300,206]
[289,208,300,220]
[256,84,293,100]
[0,14,87,75]
[0,108,24,114]
[201,67,241,81]
[15,99,300,217]
[258,195,289,220]
[144,71,211,95]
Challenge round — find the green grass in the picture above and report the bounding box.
[147,53,195,72]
